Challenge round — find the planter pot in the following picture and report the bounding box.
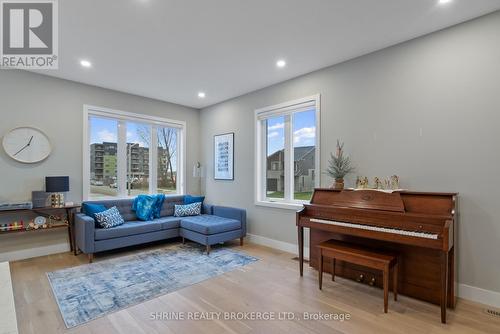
[331,178,344,190]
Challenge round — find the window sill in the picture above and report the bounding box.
[85,192,183,201]
[255,200,305,211]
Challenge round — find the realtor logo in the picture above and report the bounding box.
[1,0,58,69]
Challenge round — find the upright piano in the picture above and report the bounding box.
[297,188,458,323]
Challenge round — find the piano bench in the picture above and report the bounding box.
[317,240,398,313]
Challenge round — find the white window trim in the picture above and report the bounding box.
[82,104,186,201]
[254,94,321,210]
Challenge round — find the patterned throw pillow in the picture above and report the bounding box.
[82,203,107,220]
[94,206,125,229]
[174,202,202,217]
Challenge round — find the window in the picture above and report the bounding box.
[266,115,285,200]
[271,162,280,171]
[293,109,317,201]
[157,126,179,195]
[84,106,185,200]
[126,121,150,196]
[255,95,320,209]
[89,117,118,198]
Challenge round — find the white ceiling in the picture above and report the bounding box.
[34,0,500,109]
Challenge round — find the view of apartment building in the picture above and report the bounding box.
[90,142,150,184]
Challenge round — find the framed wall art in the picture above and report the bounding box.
[214,133,234,180]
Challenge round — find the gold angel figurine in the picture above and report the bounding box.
[384,178,391,190]
[373,177,383,189]
[357,176,368,189]
[390,175,400,190]
[362,177,369,189]
[356,176,362,189]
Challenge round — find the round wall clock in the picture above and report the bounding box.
[2,127,52,163]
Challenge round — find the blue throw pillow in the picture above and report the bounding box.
[174,202,202,217]
[82,203,107,220]
[133,195,157,221]
[94,207,124,229]
[184,195,205,205]
[153,194,165,219]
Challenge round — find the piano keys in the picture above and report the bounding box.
[309,218,440,240]
[297,188,458,324]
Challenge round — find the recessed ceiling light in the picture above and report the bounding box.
[276,59,286,68]
[438,0,453,5]
[80,60,92,68]
[198,92,206,98]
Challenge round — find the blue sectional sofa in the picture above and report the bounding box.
[75,195,246,262]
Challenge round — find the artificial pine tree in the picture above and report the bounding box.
[326,140,355,189]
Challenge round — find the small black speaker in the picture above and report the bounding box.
[32,191,50,208]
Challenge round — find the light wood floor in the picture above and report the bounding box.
[9,240,500,334]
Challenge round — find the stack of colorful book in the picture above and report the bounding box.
[0,221,25,232]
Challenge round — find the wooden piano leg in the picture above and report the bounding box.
[383,264,389,313]
[332,258,336,281]
[448,247,456,309]
[298,226,304,276]
[393,262,398,301]
[318,250,323,290]
[441,251,449,324]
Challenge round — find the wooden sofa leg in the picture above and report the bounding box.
[206,245,211,255]
[88,253,94,263]
[182,237,185,244]
[240,237,244,246]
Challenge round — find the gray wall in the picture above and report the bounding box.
[201,11,500,294]
[0,70,200,255]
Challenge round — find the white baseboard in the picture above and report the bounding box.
[0,262,18,334]
[0,243,70,263]
[247,233,500,309]
[458,283,500,309]
[247,233,310,260]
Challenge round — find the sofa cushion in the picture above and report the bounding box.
[82,203,107,221]
[184,195,205,205]
[152,216,181,230]
[94,220,163,240]
[94,217,181,241]
[180,215,241,235]
[84,199,137,221]
[159,195,185,217]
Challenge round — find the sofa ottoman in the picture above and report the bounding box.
[180,206,246,254]
[181,215,241,235]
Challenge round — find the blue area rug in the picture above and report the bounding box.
[47,244,258,328]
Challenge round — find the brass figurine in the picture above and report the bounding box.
[391,175,400,190]
[356,176,369,189]
[373,177,382,189]
[363,176,370,189]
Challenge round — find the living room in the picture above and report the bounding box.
[1,1,500,333]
